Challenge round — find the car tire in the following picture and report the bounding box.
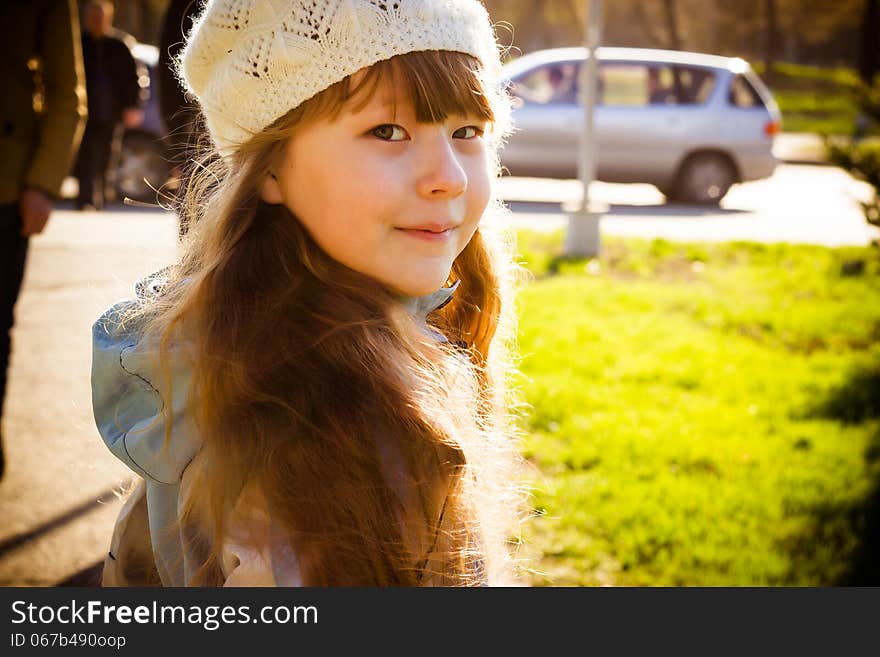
[670,152,736,205]
[114,130,170,205]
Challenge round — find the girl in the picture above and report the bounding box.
[92,0,527,586]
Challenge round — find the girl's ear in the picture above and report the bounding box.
[259,172,284,205]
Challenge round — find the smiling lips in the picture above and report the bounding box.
[396,222,457,241]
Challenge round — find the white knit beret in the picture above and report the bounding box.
[178,0,504,157]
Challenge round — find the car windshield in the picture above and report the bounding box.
[512,61,580,105]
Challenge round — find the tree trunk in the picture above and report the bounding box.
[858,0,880,84]
[634,2,667,48]
[764,0,778,83]
[663,0,681,51]
[525,0,547,51]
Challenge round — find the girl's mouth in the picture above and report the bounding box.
[396,227,454,242]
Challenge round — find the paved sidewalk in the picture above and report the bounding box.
[773,132,828,164]
[498,162,879,246]
[0,207,178,587]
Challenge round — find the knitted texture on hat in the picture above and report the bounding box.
[178,0,504,157]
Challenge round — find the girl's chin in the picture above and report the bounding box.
[384,274,452,299]
[388,283,447,299]
[374,262,455,299]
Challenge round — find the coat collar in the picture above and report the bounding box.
[397,279,460,323]
[397,280,460,344]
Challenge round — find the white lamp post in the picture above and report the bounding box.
[564,0,606,258]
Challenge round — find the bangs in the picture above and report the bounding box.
[300,50,495,126]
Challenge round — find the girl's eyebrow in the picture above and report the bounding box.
[350,104,411,125]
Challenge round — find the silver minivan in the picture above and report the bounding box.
[500,47,782,204]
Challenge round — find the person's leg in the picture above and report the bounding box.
[103,122,125,206]
[93,121,118,210]
[74,121,96,209]
[0,203,30,480]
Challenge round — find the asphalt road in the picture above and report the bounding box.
[0,161,877,586]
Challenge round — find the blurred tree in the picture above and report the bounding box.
[789,0,861,64]
[764,0,778,81]
[487,0,863,68]
[857,0,879,84]
[662,0,681,51]
[483,0,581,56]
[630,1,669,48]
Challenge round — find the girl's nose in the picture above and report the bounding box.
[417,133,468,199]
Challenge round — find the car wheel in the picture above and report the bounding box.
[114,131,170,204]
[671,153,736,205]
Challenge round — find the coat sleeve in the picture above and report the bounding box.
[114,35,143,111]
[102,478,162,587]
[25,0,87,198]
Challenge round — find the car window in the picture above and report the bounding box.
[670,66,716,104]
[599,63,647,105]
[599,63,716,106]
[511,61,580,105]
[728,73,764,107]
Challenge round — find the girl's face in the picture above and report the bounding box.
[260,70,492,298]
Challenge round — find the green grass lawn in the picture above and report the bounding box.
[513,232,880,585]
[753,61,877,136]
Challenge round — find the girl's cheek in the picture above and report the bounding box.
[470,160,492,208]
[347,150,403,184]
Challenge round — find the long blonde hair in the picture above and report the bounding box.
[142,50,527,585]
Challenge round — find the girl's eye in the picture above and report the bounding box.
[370,124,409,141]
[453,125,485,139]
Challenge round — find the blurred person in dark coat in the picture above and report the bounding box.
[73,0,142,211]
[0,0,87,479]
[158,0,202,236]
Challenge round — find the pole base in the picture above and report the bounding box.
[564,208,605,258]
